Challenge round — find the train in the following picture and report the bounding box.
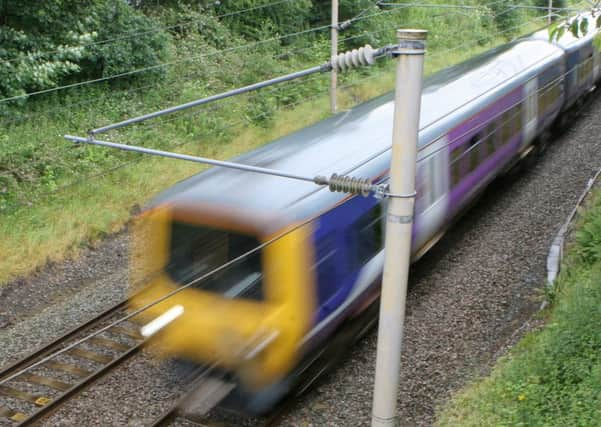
[128,13,601,415]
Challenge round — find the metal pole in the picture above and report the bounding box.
[331,0,339,113]
[89,65,326,136]
[64,135,316,184]
[371,29,427,427]
[548,0,553,24]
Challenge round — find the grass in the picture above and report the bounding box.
[0,3,551,285]
[437,189,601,427]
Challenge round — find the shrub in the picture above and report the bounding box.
[0,0,169,103]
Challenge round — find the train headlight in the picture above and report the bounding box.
[140,305,184,338]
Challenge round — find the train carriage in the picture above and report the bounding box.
[129,22,600,415]
[531,13,601,109]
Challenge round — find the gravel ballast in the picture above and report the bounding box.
[1,94,600,426]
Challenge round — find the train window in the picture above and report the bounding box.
[416,163,428,213]
[314,233,339,305]
[431,152,445,202]
[451,147,463,187]
[501,111,512,143]
[468,135,481,172]
[166,221,263,300]
[485,122,497,157]
[540,82,558,113]
[513,104,523,136]
[355,203,384,266]
[538,87,547,113]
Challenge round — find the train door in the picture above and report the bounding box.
[414,136,450,253]
[522,78,538,149]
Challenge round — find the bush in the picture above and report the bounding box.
[216,0,314,41]
[0,0,169,102]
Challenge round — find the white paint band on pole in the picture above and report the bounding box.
[371,29,427,427]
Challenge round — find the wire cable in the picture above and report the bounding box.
[0,9,561,208]
[0,5,587,210]
[0,23,332,105]
[0,0,541,105]
[1,76,331,212]
[1,0,298,65]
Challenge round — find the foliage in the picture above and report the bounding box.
[437,190,601,426]
[488,0,523,34]
[549,8,601,44]
[215,0,314,41]
[0,0,169,102]
[574,190,601,264]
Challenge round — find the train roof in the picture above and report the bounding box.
[150,39,564,218]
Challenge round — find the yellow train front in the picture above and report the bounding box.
[128,201,317,391]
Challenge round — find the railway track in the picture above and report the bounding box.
[0,300,145,426]
[152,304,380,427]
[151,379,290,427]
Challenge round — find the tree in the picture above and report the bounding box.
[0,0,169,102]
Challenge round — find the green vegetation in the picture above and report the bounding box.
[0,1,572,283]
[0,0,168,103]
[437,189,601,426]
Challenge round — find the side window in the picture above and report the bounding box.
[355,203,384,266]
[416,163,428,213]
[417,150,445,212]
[538,85,547,114]
[314,233,339,304]
[451,146,463,187]
[468,134,481,173]
[485,121,497,157]
[513,103,523,136]
[501,110,512,143]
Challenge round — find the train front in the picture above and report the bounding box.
[128,201,316,392]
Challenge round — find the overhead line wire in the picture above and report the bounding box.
[1,5,583,209]
[0,23,332,105]
[6,0,509,124]
[0,0,522,105]
[1,75,330,212]
[337,0,514,48]
[0,8,562,208]
[376,2,583,12]
[1,0,297,65]
[336,12,590,176]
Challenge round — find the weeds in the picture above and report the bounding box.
[437,189,601,426]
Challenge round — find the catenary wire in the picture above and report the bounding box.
[0,23,332,105]
[1,0,298,65]
[0,9,564,210]
[1,5,586,210]
[0,0,554,105]
[0,0,556,124]
[1,78,332,212]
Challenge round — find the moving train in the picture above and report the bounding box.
[129,13,601,414]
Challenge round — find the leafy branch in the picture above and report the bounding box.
[548,3,601,43]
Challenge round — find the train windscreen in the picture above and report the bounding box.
[166,221,263,300]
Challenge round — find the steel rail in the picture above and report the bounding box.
[0,299,146,426]
[16,344,143,426]
[0,300,128,381]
